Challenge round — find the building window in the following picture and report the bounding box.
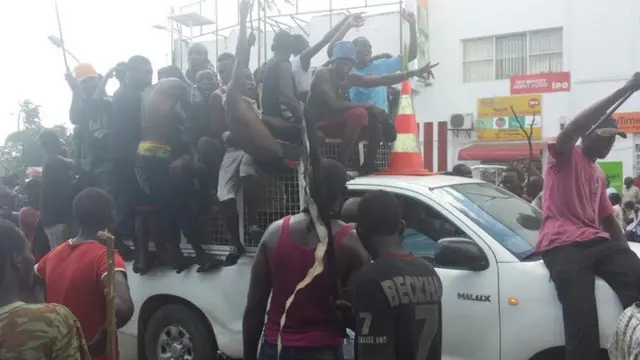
[462,28,563,83]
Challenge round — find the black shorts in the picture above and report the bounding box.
[134,155,172,211]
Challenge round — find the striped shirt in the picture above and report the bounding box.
[609,303,640,359]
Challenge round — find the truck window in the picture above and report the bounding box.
[398,196,470,261]
[433,182,539,260]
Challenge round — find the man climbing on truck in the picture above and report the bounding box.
[537,72,640,360]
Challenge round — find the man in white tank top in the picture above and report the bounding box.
[290,14,365,101]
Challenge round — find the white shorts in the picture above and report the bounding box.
[217,149,259,202]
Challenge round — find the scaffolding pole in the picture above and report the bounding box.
[257,0,262,66]
[399,0,403,55]
[263,0,267,65]
[215,0,219,61]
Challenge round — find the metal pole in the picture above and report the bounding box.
[257,0,262,66]
[263,0,267,64]
[585,91,636,137]
[53,0,70,73]
[199,0,203,36]
[399,0,403,56]
[169,11,175,66]
[329,0,333,27]
[215,0,219,61]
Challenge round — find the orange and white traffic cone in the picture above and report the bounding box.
[379,80,433,175]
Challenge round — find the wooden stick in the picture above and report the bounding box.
[53,0,70,73]
[99,231,117,360]
[584,91,634,137]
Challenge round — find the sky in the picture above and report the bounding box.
[0,0,176,143]
[0,0,399,143]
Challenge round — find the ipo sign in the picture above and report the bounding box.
[510,72,571,95]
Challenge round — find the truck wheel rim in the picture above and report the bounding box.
[157,324,194,360]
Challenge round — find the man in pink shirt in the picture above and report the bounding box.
[537,72,640,360]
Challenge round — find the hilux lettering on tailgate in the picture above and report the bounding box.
[457,293,491,302]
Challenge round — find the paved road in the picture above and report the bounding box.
[118,332,138,360]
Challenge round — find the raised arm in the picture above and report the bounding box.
[299,15,353,71]
[93,66,117,99]
[228,0,251,98]
[327,14,366,59]
[401,9,418,63]
[347,61,438,88]
[555,73,640,154]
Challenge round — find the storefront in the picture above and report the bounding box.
[456,94,546,175]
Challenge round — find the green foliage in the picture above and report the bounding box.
[0,99,71,177]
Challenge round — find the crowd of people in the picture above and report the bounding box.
[1,1,444,359]
[0,4,437,275]
[5,0,640,358]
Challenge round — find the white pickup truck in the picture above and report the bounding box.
[118,174,630,360]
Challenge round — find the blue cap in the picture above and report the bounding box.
[331,41,356,62]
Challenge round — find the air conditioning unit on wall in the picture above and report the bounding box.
[448,113,474,138]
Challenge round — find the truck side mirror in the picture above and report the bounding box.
[434,238,489,271]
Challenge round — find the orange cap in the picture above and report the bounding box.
[74,63,98,80]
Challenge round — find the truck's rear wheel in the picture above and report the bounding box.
[144,304,215,360]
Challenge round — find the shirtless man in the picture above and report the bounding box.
[307,41,437,174]
[218,1,302,265]
[137,78,222,273]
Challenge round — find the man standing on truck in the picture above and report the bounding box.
[109,55,153,261]
[353,190,442,360]
[537,72,640,360]
[35,188,134,360]
[135,77,209,274]
[242,159,370,360]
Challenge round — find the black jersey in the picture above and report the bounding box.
[352,253,442,360]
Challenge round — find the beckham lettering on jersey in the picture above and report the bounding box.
[380,275,441,307]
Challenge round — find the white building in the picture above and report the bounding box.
[171,0,640,179]
[417,0,640,180]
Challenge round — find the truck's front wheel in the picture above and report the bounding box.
[144,304,216,360]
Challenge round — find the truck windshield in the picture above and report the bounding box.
[432,183,541,260]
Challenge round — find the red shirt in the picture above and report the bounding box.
[536,144,613,253]
[36,240,127,360]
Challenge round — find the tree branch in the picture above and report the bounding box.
[510,105,535,186]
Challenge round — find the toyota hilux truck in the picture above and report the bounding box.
[118,174,629,360]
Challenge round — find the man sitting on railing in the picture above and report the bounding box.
[307,41,436,175]
[222,1,302,265]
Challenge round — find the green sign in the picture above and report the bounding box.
[598,161,623,194]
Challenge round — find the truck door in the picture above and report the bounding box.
[346,187,501,360]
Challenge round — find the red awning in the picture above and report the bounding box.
[457,142,547,161]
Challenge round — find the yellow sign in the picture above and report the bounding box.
[475,95,543,141]
[475,128,543,141]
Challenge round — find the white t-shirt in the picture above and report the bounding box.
[290,55,312,93]
[622,185,640,205]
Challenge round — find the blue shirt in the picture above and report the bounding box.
[402,228,440,259]
[349,56,403,113]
